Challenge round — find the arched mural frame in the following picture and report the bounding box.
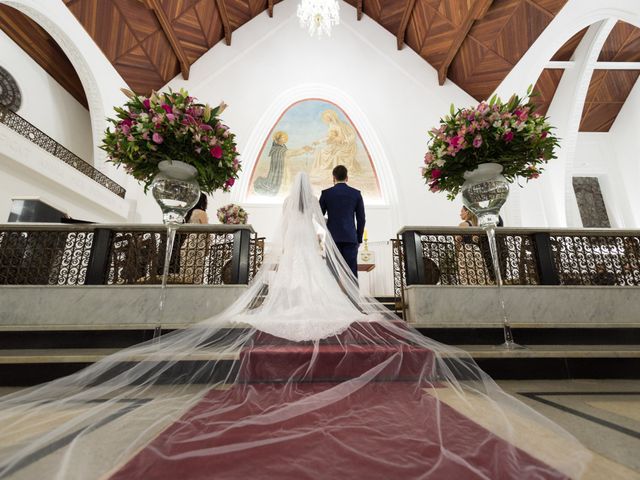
[234,84,400,218]
[246,97,383,202]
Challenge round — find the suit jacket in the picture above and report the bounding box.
[319,183,365,244]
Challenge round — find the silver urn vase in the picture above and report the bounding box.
[151,160,201,225]
[461,162,509,227]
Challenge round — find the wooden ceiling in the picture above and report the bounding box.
[0,1,637,132]
[532,20,640,131]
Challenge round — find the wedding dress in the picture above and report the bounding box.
[0,173,590,479]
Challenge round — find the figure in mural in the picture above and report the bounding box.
[249,100,381,201]
[313,109,361,174]
[254,131,311,196]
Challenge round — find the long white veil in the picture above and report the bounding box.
[0,172,590,479]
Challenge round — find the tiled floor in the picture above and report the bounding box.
[499,379,640,476]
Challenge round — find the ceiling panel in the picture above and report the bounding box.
[531,68,564,115]
[580,70,640,131]
[599,21,640,62]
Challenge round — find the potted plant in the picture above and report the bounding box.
[422,87,559,226]
[102,88,241,224]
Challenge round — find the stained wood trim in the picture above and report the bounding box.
[396,0,416,50]
[437,0,493,85]
[142,0,191,79]
[268,0,274,18]
[215,0,232,46]
[357,0,363,21]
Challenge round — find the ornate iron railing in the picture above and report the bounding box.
[395,227,640,308]
[0,224,260,286]
[0,106,126,198]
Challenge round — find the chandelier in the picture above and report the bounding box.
[297,0,340,37]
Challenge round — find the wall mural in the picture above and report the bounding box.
[247,99,381,201]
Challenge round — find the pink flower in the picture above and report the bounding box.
[142,132,149,140]
[143,99,151,110]
[166,113,175,122]
[429,182,440,192]
[448,135,463,149]
[199,124,213,131]
[431,169,442,179]
[225,178,235,187]
[541,131,548,139]
[473,134,483,148]
[121,124,130,135]
[424,152,434,164]
[503,131,514,143]
[210,145,223,158]
[161,104,172,114]
[152,132,163,144]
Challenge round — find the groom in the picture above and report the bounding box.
[319,165,365,278]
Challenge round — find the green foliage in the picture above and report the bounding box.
[422,88,560,200]
[101,89,240,194]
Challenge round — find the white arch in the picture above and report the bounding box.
[495,0,640,227]
[0,0,129,182]
[232,84,401,216]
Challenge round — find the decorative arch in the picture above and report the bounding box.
[234,84,399,210]
[0,0,126,176]
[246,98,382,202]
[494,0,640,227]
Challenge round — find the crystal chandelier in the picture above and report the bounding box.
[297,0,340,37]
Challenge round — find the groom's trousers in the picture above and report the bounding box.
[335,242,359,279]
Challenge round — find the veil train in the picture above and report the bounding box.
[0,173,590,479]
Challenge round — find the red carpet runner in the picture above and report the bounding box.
[110,327,568,479]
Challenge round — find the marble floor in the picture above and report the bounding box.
[0,380,638,479]
[498,379,640,478]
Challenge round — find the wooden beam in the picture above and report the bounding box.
[215,0,232,46]
[142,0,190,79]
[396,0,416,50]
[437,0,493,85]
[268,0,274,18]
[357,0,363,21]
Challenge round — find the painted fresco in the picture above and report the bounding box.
[247,100,381,201]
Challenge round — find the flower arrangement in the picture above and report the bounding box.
[422,88,559,200]
[101,88,241,194]
[217,204,248,225]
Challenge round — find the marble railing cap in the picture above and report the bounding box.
[396,225,640,236]
[0,223,256,234]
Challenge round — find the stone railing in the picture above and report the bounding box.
[0,224,263,286]
[394,226,640,308]
[0,106,126,198]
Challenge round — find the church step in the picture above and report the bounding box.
[2,326,638,350]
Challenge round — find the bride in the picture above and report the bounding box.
[0,173,590,479]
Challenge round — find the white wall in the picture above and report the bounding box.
[0,28,92,161]
[572,133,633,228]
[166,0,477,246]
[610,78,640,227]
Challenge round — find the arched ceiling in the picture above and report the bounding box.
[0,0,637,132]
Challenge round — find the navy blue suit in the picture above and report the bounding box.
[319,182,365,278]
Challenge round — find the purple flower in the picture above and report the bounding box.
[161,104,172,114]
[152,132,163,144]
[431,169,442,179]
[143,99,151,110]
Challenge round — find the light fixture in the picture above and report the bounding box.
[297,0,340,37]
